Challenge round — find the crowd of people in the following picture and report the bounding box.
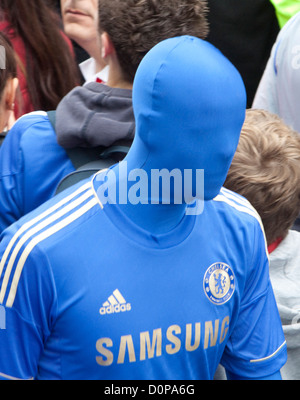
[0,0,299,381]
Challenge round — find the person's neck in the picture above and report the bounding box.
[118,201,187,235]
[111,150,188,235]
[94,57,107,74]
[106,63,133,90]
[80,38,107,73]
[106,77,132,90]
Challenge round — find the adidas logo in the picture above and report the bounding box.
[99,289,131,315]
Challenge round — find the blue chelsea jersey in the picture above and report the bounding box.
[0,173,287,380]
[0,112,74,234]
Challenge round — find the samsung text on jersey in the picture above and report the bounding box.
[96,316,230,367]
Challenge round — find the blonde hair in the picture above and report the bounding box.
[225,109,300,245]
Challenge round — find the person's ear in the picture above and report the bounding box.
[1,77,19,130]
[100,32,115,60]
[5,77,19,112]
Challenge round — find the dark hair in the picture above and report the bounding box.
[99,0,209,82]
[0,0,79,110]
[0,31,17,100]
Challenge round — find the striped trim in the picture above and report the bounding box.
[0,181,91,282]
[0,372,34,380]
[0,181,99,308]
[214,191,269,258]
[214,193,262,228]
[250,341,286,364]
[220,188,256,211]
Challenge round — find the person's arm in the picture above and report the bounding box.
[0,223,56,379]
[220,217,287,379]
[252,37,279,112]
[0,119,26,233]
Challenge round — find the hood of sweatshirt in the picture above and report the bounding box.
[270,230,300,342]
[55,82,134,149]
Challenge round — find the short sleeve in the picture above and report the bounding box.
[0,307,44,380]
[221,221,287,378]
[0,121,25,233]
[0,225,57,380]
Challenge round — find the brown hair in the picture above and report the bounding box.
[0,0,79,111]
[99,0,209,82]
[0,31,17,100]
[225,109,300,245]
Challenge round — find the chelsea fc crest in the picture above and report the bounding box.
[204,263,235,305]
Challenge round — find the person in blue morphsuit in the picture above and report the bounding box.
[0,36,286,380]
[114,34,246,231]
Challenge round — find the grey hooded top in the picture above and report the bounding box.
[55,82,135,149]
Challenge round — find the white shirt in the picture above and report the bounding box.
[253,11,300,133]
[79,57,109,84]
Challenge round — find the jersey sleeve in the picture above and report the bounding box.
[0,225,57,380]
[0,113,75,235]
[0,119,26,233]
[220,220,287,379]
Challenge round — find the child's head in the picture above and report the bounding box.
[98,0,209,83]
[0,32,18,132]
[225,109,300,245]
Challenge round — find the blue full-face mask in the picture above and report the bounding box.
[96,36,247,234]
[125,36,247,202]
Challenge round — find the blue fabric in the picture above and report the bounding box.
[226,370,282,380]
[116,36,247,233]
[129,36,246,200]
[0,37,286,380]
[0,83,134,235]
[0,178,287,380]
[0,113,74,233]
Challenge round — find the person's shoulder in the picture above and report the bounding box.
[9,111,57,148]
[272,229,300,256]
[275,11,300,47]
[213,187,264,231]
[14,110,50,124]
[281,10,300,33]
[15,111,53,131]
[0,177,99,312]
[7,111,54,140]
[0,112,57,170]
[0,177,101,253]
